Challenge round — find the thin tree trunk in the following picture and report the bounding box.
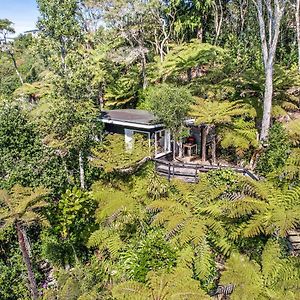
[239,0,249,36]
[201,126,208,162]
[254,0,286,141]
[187,68,192,82]
[178,137,183,158]
[214,0,223,45]
[141,53,147,90]
[173,140,177,160]
[98,83,105,110]
[159,18,170,62]
[8,51,23,85]
[260,65,273,141]
[79,150,85,189]
[60,37,67,73]
[211,127,217,165]
[172,131,177,161]
[197,27,203,42]
[296,0,300,73]
[16,222,38,300]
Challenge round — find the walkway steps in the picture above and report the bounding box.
[288,229,300,254]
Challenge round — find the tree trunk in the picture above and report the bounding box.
[187,68,192,82]
[172,133,177,161]
[239,0,249,36]
[254,0,286,141]
[79,150,85,189]
[296,0,300,73]
[8,51,24,85]
[16,222,38,300]
[141,53,147,90]
[159,18,170,63]
[98,83,105,110]
[197,27,203,42]
[260,65,273,142]
[211,127,217,165]
[201,126,208,162]
[60,37,67,73]
[178,137,183,158]
[214,0,223,45]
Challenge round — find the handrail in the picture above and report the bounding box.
[153,158,260,181]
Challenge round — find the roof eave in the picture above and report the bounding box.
[101,119,164,129]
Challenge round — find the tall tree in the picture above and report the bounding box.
[37,0,83,74]
[36,0,103,188]
[190,99,251,164]
[143,84,193,160]
[0,19,24,84]
[0,185,49,300]
[0,100,68,192]
[253,0,287,141]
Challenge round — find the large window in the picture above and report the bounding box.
[124,129,150,152]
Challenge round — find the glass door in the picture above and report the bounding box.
[154,129,171,157]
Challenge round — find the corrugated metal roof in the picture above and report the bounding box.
[101,109,159,125]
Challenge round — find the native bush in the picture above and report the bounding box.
[120,230,177,282]
[256,123,291,176]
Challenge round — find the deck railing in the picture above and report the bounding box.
[153,158,260,182]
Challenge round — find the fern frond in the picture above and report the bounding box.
[112,281,149,300]
[87,228,123,259]
[220,252,264,300]
[224,196,265,218]
[194,238,214,281]
[243,212,271,237]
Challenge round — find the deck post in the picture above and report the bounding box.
[168,163,171,181]
[172,164,175,178]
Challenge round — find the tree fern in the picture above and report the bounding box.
[87,228,123,259]
[220,252,264,300]
[269,148,300,184]
[90,134,150,173]
[284,118,300,146]
[220,240,300,300]
[241,184,300,237]
[193,238,215,282]
[220,118,258,157]
[148,198,207,246]
[112,266,210,300]
[92,184,145,228]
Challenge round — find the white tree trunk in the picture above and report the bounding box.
[8,51,23,85]
[254,0,286,141]
[214,0,223,45]
[260,65,273,141]
[79,150,85,189]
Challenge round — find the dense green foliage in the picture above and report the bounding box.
[0,0,300,299]
[257,123,291,176]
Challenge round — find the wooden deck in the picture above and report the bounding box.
[153,158,260,183]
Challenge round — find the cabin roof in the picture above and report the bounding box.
[101,109,159,125]
[101,109,164,129]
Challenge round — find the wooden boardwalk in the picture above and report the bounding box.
[287,229,300,255]
[153,158,260,183]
